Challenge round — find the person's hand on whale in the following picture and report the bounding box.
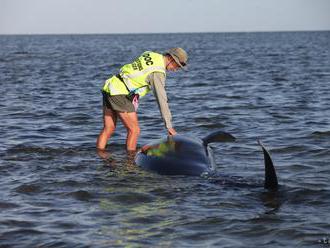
[168,128,177,136]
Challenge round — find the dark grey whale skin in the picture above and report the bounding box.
[135,131,279,190]
[135,135,214,176]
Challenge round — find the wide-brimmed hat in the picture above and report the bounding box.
[166,47,188,69]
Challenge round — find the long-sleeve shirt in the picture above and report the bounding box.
[146,72,173,129]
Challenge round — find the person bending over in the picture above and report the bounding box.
[96,47,188,151]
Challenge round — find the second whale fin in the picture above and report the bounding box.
[258,140,279,190]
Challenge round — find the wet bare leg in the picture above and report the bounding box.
[118,111,140,151]
[96,108,117,150]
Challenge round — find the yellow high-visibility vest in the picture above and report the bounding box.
[102,51,166,97]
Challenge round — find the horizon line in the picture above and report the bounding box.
[0,29,329,36]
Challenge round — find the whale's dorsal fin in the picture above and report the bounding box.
[202,130,236,145]
[258,140,279,190]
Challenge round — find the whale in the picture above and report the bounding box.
[135,130,278,190]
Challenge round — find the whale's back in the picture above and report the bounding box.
[135,135,212,176]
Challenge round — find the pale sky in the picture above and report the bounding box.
[0,0,329,34]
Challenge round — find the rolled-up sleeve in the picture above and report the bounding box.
[148,72,173,129]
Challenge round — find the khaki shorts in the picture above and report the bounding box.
[102,91,135,113]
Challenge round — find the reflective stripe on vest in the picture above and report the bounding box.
[103,51,166,97]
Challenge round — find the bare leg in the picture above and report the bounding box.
[118,112,140,151]
[96,108,117,150]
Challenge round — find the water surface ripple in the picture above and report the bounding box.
[0,32,330,247]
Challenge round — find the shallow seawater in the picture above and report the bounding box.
[0,32,330,247]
